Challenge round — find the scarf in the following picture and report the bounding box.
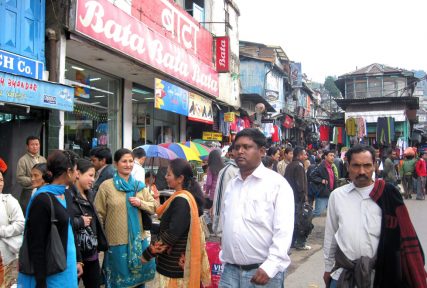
[113,172,145,272]
[156,190,211,288]
[25,184,66,218]
[369,179,427,287]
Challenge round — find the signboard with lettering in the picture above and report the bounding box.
[0,72,74,111]
[215,36,230,73]
[73,0,219,97]
[202,131,223,141]
[154,78,189,116]
[188,92,213,124]
[224,112,235,122]
[0,49,44,80]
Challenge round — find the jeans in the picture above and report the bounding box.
[313,197,329,217]
[219,263,285,288]
[329,279,338,288]
[402,175,414,198]
[416,176,426,199]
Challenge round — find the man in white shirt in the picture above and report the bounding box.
[131,147,146,182]
[219,128,294,287]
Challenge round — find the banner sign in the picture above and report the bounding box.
[130,0,213,67]
[74,0,219,97]
[155,78,189,116]
[0,49,44,80]
[188,92,213,124]
[0,72,74,111]
[215,36,230,73]
[290,62,302,87]
[224,112,235,123]
[202,131,223,141]
[283,115,294,128]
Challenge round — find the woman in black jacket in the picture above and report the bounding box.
[69,158,108,288]
[18,150,83,288]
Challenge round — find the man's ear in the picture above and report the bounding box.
[260,146,267,156]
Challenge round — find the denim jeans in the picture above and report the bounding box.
[329,279,338,288]
[219,263,285,288]
[313,197,329,217]
[416,176,426,199]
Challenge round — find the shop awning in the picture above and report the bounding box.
[241,93,276,112]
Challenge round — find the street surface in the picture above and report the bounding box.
[284,198,427,288]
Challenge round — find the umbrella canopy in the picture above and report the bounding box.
[137,144,178,160]
[159,143,201,162]
[183,141,212,160]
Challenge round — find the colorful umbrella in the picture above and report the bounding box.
[159,143,201,162]
[183,141,212,160]
[137,145,178,160]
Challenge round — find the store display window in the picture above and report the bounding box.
[64,59,121,157]
[132,84,179,147]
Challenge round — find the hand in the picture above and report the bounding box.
[178,253,185,270]
[149,241,170,254]
[77,262,84,277]
[250,268,270,285]
[141,255,149,264]
[322,179,327,185]
[81,215,92,227]
[129,197,142,208]
[323,272,331,285]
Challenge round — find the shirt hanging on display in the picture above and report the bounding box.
[345,118,357,136]
[320,125,330,142]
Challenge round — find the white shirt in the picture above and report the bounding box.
[220,163,295,278]
[131,160,145,182]
[324,182,382,280]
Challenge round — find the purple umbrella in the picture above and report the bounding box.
[137,145,178,160]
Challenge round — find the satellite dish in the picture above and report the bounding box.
[255,103,266,114]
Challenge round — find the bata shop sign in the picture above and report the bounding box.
[215,36,229,73]
[74,0,219,97]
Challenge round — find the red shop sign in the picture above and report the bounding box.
[74,0,219,97]
[215,36,230,73]
[131,0,213,67]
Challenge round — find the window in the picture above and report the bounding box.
[354,79,367,99]
[64,59,121,157]
[346,80,354,99]
[368,78,382,98]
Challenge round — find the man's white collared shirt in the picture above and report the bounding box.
[131,161,145,182]
[220,163,295,278]
[324,182,381,280]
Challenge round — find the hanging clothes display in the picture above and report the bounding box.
[272,125,280,143]
[332,127,344,145]
[345,117,357,136]
[376,117,395,145]
[356,117,366,139]
[319,125,330,142]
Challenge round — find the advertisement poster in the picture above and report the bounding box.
[290,62,302,87]
[0,72,74,111]
[154,78,189,116]
[188,92,213,124]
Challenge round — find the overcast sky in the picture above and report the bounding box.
[235,0,427,83]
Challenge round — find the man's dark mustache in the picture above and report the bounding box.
[356,175,369,180]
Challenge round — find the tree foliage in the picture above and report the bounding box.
[324,76,341,98]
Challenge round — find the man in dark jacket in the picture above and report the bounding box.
[309,150,337,217]
[285,146,312,250]
[89,147,115,194]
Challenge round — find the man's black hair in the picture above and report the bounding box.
[132,147,146,159]
[293,146,305,160]
[26,136,40,145]
[89,147,112,164]
[345,144,376,164]
[284,147,294,154]
[234,128,266,148]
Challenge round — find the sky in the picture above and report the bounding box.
[235,0,427,83]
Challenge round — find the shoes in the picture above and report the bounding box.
[295,245,312,251]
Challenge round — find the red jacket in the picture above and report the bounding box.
[415,158,427,177]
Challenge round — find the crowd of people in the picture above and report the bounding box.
[0,130,426,287]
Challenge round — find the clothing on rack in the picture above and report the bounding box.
[376,117,395,145]
[320,125,330,142]
[345,118,357,136]
[272,125,280,143]
[356,117,366,139]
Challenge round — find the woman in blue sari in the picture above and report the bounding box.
[18,150,83,288]
[95,148,158,288]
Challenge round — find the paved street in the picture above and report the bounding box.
[284,198,427,288]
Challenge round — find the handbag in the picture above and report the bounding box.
[75,199,98,255]
[19,193,67,275]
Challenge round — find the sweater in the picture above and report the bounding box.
[94,179,158,245]
[16,153,46,190]
[284,160,307,203]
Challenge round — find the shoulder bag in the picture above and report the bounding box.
[74,198,98,255]
[19,193,67,275]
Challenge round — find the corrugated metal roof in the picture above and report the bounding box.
[339,63,413,77]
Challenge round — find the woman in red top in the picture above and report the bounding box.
[415,152,427,200]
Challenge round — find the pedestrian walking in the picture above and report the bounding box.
[266,146,280,172]
[89,147,114,194]
[16,136,47,213]
[285,146,312,250]
[324,144,427,288]
[382,148,398,187]
[94,148,157,288]
[211,143,239,236]
[400,148,417,199]
[69,159,108,288]
[204,149,224,209]
[0,171,25,288]
[18,150,83,288]
[415,152,427,200]
[309,150,337,217]
[141,158,211,288]
[30,163,48,195]
[219,128,294,287]
[278,147,293,176]
[131,147,146,182]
